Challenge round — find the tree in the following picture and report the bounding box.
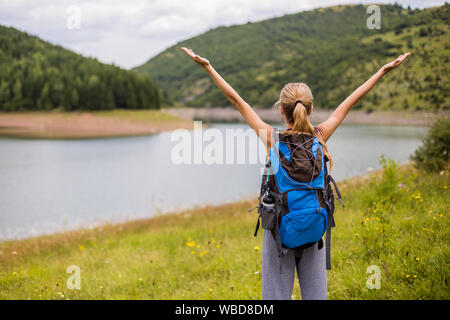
[70,88,79,110]
[38,83,51,110]
[11,79,23,110]
[0,80,10,110]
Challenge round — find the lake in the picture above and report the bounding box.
[0,123,428,240]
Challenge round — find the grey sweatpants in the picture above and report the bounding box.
[262,230,327,300]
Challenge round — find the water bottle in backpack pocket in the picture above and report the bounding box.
[258,194,277,230]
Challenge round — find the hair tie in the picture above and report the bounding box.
[294,99,303,106]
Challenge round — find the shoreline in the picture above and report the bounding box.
[0,110,193,139]
[167,107,446,127]
[0,164,390,245]
[0,108,445,140]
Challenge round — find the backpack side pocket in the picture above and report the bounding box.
[259,204,276,230]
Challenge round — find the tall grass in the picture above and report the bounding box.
[0,161,448,299]
[328,158,449,299]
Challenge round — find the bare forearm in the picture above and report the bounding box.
[202,64,272,144]
[318,68,386,142]
[331,68,385,120]
[203,64,243,107]
[203,64,267,125]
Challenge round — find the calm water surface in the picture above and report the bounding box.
[0,123,427,240]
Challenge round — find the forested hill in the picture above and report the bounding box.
[136,4,449,111]
[0,25,160,111]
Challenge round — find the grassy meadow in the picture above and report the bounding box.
[0,159,448,300]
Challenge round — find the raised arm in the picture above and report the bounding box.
[317,52,410,142]
[181,47,273,147]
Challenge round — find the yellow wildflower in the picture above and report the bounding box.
[254,246,260,251]
[199,250,207,257]
[186,241,195,247]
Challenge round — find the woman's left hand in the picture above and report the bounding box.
[381,52,411,73]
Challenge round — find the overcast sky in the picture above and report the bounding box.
[0,0,444,69]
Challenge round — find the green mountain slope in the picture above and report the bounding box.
[136,4,449,111]
[0,25,160,111]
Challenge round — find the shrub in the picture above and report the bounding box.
[410,117,450,172]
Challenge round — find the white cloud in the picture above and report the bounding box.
[0,0,445,69]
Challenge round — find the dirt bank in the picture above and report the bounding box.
[0,110,193,139]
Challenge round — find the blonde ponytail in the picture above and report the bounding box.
[292,102,315,135]
[277,82,334,171]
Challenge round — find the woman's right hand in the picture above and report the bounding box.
[181,47,210,68]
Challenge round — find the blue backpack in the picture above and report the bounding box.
[252,128,344,270]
